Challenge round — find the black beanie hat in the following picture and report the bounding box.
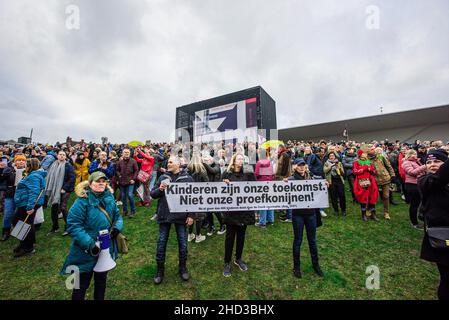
[425,149,448,162]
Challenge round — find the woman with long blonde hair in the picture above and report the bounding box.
[221,153,256,277]
[187,154,209,243]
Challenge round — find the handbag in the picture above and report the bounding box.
[97,206,129,254]
[34,207,45,225]
[137,170,150,183]
[425,214,449,249]
[358,178,371,188]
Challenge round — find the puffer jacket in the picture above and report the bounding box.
[402,158,426,184]
[150,169,195,224]
[371,155,395,186]
[74,158,90,185]
[221,168,256,226]
[60,181,123,274]
[14,169,47,210]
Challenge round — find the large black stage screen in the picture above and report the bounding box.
[175,86,277,144]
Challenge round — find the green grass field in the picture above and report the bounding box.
[0,191,440,300]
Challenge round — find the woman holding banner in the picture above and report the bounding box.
[221,153,256,277]
[286,158,324,278]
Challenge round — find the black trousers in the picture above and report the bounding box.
[12,206,40,251]
[72,271,108,300]
[224,224,247,263]
[329,179,346,213]
[437,263,449,300]
[207,212,223,229]
[405,183,420,225]
[50,192,71,231]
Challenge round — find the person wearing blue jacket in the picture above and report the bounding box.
[45,151,76,236]
[12,158,46,257]
[88,151,115,179]
[61,171,124,300]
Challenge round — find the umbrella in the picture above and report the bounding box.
[260,140,285,150]
[127,140,144,147]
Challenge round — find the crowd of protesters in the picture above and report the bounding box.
[1,137,448,300]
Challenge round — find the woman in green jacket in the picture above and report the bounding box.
[61,171,123,300]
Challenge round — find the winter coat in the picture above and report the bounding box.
[398,152,406,181]
[0,166,15,198]
[150,169,195,224]
[88,160,115,179]
[402,159,426,185]
[418,159,449,266]
[134,150,155,175]
[255,159,274,181]
[288,172,322,225]
[221,168,256,226]
[116,158,139,186]
[371,155,395,186]
[304,153,324,177]
[61,181,124,274]
[74,158,90,185]
[189,169,209,220]
[323,160,345,185]
[14,170,47,210]
[342,154,357,177]
[61,162,76,193]
[203,162,221,182]
[352,160,378,205]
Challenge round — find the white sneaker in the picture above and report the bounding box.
[116,201,123,206]
[195,235,206,243]
[320,210,327,217]
[150,214,158,221]
[188,233,196,242]
[58,212,63,219]
[401,195,405,200]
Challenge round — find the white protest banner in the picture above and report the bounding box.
[165,180,329,212]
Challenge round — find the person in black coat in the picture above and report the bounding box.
[418,149,449,300]
[202,154,225,235]
[286,158,324,278]
[221,153,256,277]
[150,155,194,285]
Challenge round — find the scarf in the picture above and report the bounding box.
[358,159,371,166]
[327,159,341,177]
[45,160,66,205]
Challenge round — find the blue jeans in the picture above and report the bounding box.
[292,214,318,270]
[156,223,188,263]
[286,209,292,220]
[259,210,274,225]
[2,197,15,229]
[120,184,135,214]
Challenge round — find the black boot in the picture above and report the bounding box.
[362,211,368,222]
[389,192,398,205]
[179,260,190,281]
[1,228,11,241]
[370,210,379,221]
[313,263,324,277]
[154,262,165,285]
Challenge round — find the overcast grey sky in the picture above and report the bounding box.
[1,0,448,144]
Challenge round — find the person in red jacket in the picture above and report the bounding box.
[353,150,379,222]
[398,146,407,201]
[134,146,155,207]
